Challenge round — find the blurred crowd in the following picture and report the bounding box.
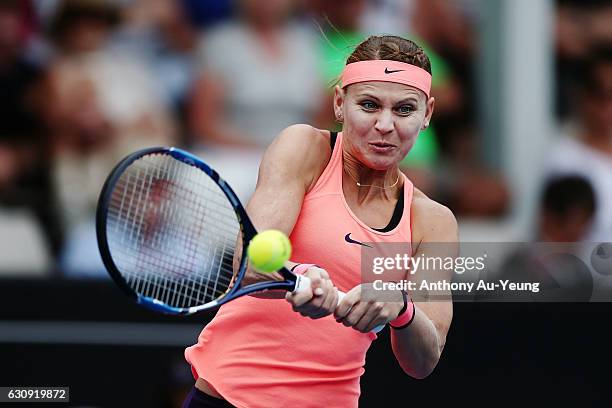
[0,0,610,277]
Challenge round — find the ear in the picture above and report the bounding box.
[333,85,345,121]
[422,96,435,130]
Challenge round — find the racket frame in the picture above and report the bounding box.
[96,146,303,315]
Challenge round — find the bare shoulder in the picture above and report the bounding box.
[268,124,330,156]
[411,187,458,245]
[261,124,332,191]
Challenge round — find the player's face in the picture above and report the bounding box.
[335,81,434,171]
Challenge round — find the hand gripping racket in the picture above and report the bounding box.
[96,147,384,332]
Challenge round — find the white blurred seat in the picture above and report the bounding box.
[0,208,51,276]
[60,218,108,279]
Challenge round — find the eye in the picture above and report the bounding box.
[396,105,416,115]
[360,101,378,111]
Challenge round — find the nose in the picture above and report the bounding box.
[374,109,394,134]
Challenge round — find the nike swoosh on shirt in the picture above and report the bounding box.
[344,233,373,248]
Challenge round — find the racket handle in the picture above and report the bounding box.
[293,275,385,333]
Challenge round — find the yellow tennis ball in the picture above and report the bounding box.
[247,230,292,273]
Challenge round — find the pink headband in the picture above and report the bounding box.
[341,60,432,98]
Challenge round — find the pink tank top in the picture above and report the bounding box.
[185,132,414,408]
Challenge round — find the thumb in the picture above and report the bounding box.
[286,284,314,307]
[307,274,325,296]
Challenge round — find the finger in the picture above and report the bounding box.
[298,302,328,319]
[354,314,376,333]
[365,317,387,333]
[354,302,384,332]
[299,309,320,318]
[308,274,325,297]
[311,280,333,316]
[287,286,314,308]
[366,301,394,332]
[334,291,357,320]
[338,301,368,328]
[301,281,336,319]
[322,281,338,313]
[310,266,330,280]
[306,284,327,309]
[306,309,329,319]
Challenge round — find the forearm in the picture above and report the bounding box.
[241,158,305,296]
[233,125,329,298]
[246,261,300,299]
[390,304,443,379]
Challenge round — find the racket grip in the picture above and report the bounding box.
[293,276,384,333]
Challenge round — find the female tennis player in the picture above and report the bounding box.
[183,35,456,408]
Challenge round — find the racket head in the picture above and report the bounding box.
[96,147,296,315]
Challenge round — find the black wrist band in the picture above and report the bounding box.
[290,264,322,273]
[391,299,415,330]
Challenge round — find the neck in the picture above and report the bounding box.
[342,151,402,201]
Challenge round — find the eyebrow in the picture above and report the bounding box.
[394,98,419,105]
[355,93,381,101]
[355,94,419,105]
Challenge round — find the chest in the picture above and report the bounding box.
[290,193,411,292]
[343,195,399,230]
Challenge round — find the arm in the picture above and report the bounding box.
[238,124,332,299]
[245,124,328,236]
[333,192,456,378]
[390,196,457,379]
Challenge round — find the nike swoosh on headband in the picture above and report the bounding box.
[341,60,432,97]
[344,233,373,248]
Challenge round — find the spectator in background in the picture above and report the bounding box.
[0,0,56,273]
[409,0,476,144]
[490,175,596,303]
[555,0,612,119]
[188,0,324,201]
[407,0,508,217]
[41,0,175,276]
[0,0,45,212]
[360,0,414,36]
[538,176,596,242]
[110,0,199,130]
[410,0,476,61]
[546,47,612,242]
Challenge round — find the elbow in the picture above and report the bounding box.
[408,365,437,380]
[399,348,442,380]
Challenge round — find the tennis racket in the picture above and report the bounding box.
[96,147,384,332]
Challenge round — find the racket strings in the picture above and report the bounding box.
[106,153,243,309]
[118,161,236,306]
[109,212,233,297]
[109,165,241,241]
